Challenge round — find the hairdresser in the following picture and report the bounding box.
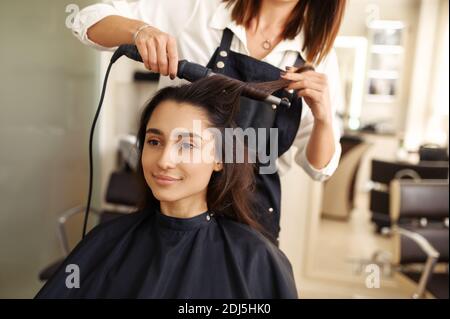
[71,0,346,244]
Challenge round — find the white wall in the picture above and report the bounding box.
[0,0,100,298]
[404,0,449,149]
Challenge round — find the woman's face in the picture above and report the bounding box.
[142,100,222,203]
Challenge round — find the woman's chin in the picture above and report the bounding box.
[151,189,183,203]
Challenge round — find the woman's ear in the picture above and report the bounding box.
[213,162,223,172]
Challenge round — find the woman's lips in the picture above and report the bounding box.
[152,174,182,186]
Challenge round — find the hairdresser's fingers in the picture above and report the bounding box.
[155,36,169,76]
[286,65,315,74]
[281,70,326,84]
[285,66,299,73]
[166,36,178,80]
[147,40,158,73]
[284,67,333,123]
[136,39,150,70]
[297,87,321,99]
[306,71,328,85]
[286,78,324,92]
[136,25,174,73]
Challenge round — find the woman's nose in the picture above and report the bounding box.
[156,144,177,170]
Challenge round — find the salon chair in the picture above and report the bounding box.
[38,170,142,281]
[419,144,449,162]
[369,159,448,233]
[382,180,448,298]
[366,180,449,299]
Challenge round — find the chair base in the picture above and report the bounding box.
[402,271,449,299]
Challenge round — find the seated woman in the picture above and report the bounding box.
[35,76,298,299]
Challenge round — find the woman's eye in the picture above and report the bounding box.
[147,139,161,147]
[180,142,195,150]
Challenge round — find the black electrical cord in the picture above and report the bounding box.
[82,45,144,238]
[82,60,113,239]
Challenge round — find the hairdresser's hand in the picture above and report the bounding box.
[281,67,332,125]
[134,25,178,79]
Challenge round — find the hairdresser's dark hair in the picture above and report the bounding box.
[224,0,347,64]
[136,75,276,241]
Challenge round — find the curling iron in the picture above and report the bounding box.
[111,44,291,108]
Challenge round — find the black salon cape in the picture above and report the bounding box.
[35,207,298,299]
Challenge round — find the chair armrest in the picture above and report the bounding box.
[57,205,101,255]
[396,227,440,298]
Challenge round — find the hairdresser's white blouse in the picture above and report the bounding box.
[72,0,342,181]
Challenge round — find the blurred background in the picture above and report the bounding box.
[0,0,448,298]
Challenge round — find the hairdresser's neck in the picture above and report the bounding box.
[159,192,208,219]
[257,0,298,29]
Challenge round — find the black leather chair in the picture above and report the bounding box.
[38,170,142,281]
[419,144,449,162]
[389,180,449,298]
[369,159,448,232]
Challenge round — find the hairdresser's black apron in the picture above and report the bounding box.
[206,28,305,243]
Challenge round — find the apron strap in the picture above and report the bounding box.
[211,28,234,74]
[219,28,234,51]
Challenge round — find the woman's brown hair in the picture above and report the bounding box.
[136,75,276,242]
[224,0,347,64]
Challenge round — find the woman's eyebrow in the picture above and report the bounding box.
[174,131,203,141]
[146,128,203,141]
[145,128,163,135]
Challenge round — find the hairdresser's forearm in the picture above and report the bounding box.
[87,15,146,47]
[305,120,336,169]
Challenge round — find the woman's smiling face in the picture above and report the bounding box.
[141,100,222,203]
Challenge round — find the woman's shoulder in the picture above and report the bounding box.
[35,209,153,298]
[82,209,151,243]
[217,216,290,261]
[53,209,152,271]
[216,216,298,298]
